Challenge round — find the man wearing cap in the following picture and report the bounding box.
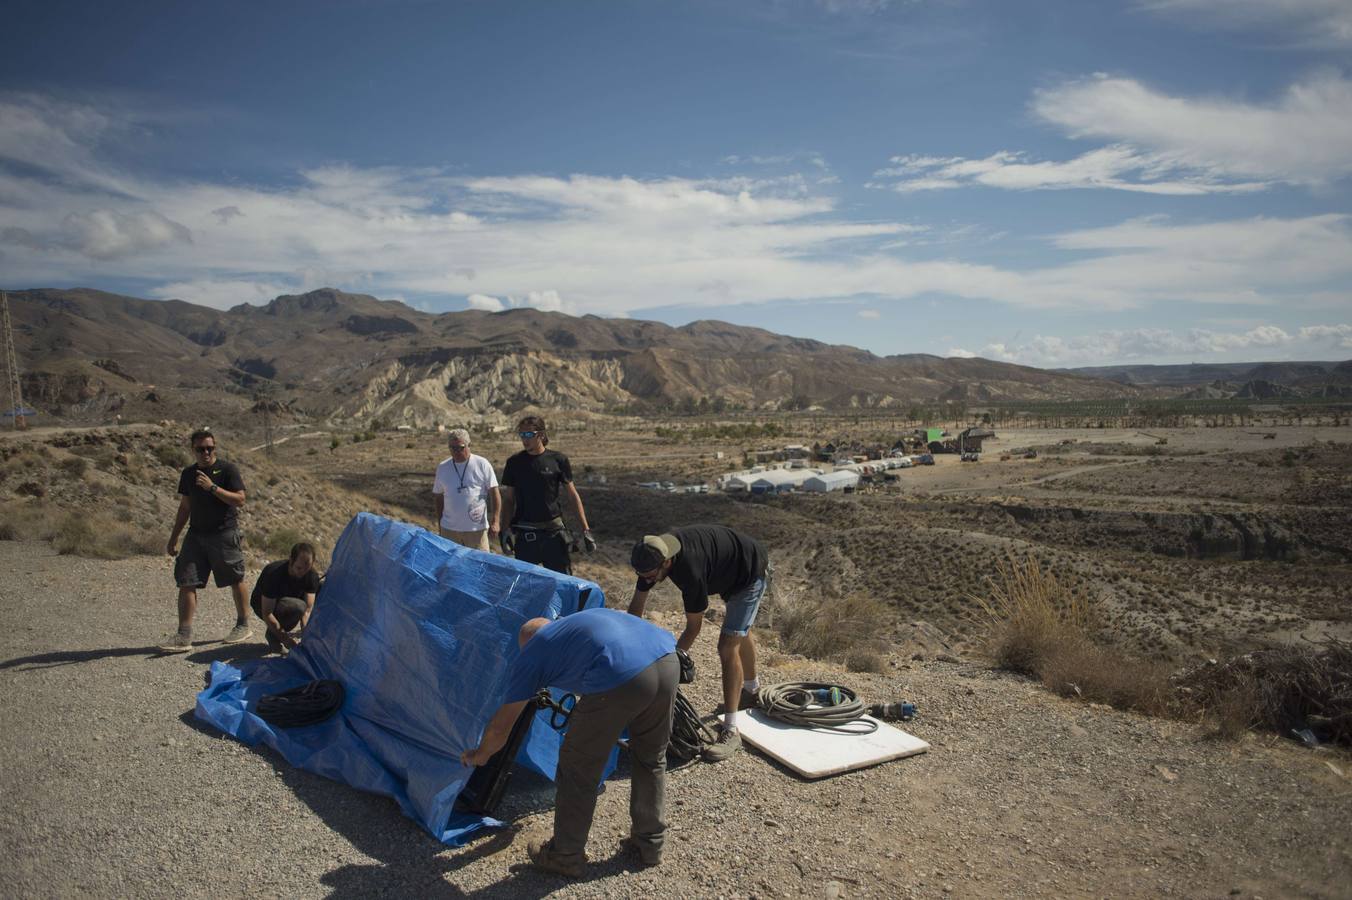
[499,415,595,574]
[461,608,678,877]
[626,525,769,762]
[432,428,500,551]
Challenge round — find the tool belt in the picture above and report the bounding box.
[512,517,569,543]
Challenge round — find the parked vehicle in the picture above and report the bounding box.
[917,454,935,465]
[960,451,980,462]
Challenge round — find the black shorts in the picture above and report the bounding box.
[175,529,245,589]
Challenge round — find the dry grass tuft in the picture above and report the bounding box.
[262,527,306,559]
[969,556,1172,715]
[776,591,891,665]
[1176,639,1352,746]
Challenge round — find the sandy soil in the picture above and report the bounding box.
[2,539,1350,899]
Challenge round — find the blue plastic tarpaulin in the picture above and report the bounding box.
[194,512,609,845]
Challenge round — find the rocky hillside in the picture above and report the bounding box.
[9,287,1147,427]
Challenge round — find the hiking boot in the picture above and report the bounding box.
[222,623,252,644]
[740,688,761,711]
[526,838,585,878]
[702,725,741,762]
[158,632,192,653]
[619,836,663,868]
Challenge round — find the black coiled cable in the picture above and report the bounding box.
[667,689,714,763]
[257,680,346,728]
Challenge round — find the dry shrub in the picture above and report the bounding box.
[52,510,161,559]
[969,556,1171,715]
[262,527,306,559]
[1039,641,1173,716]
[968,557,1095,677]
[58,456,89,478]
[777,592,890,664]
[0,500,62,540]
[1176,639,1352,746]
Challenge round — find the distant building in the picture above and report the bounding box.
[803,471,860,493]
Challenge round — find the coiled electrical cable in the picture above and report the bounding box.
[667,689,715,763]
[256,679,346,728]
[756,681,878,734]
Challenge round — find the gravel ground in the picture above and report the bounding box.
[2,539,1350,899]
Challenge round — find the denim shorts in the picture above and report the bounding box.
[721,575,767,636]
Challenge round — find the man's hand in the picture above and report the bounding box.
[500,529,516,555]
[461,744,493,767]
[582,529,597,553]
[166,538,178,557]
[194,471,215,492]
[677,648,696,684]
[281,631,300,649]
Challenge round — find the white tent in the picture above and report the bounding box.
[750,469,810,493]
[802,471,861,492]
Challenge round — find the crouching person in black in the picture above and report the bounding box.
[250,542,321,654]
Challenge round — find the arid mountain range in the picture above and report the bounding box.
[6,287,1345,426]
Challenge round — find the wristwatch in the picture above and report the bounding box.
[210,484,218,494]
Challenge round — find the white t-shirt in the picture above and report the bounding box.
[432,454,499,532]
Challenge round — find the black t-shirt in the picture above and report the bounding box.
[501,449,573,525]
[177,459,246,532]
[250,559,322,614]
[635,524,767,614]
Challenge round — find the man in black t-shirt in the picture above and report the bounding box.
[159,428,252,653]
[250,542,322,654]
[498,415,595,575]
[627,525,769,762]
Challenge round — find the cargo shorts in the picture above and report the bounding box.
[174,529,245,589]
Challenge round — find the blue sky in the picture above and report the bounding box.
[2,0,1350,366]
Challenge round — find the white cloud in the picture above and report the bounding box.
[947,347,976,358]
[1299,324,1352,348]
[212,206,244,225]
[1033,72,1352,186]
[857,308,881,319]
[466,293,504,311]
[61,209,193,260]
[965,323,1352,366]
[1142,0,1352,49]
[2,92,1350,324]
[522,290,566,313]
[874,72,1352,195]
[149,278,298,310]
[874,146,1269,195]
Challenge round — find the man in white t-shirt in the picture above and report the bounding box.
[432,429,501,551]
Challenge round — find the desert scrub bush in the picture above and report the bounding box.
[1176,639,1352,747]
[262,527,306,559]
[968,556,1171,715]
[51,510,158,559]
[153,443,187,468]
[58,456,89,478]
[775,592,891,664]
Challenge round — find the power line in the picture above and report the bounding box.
[1,292,27,431]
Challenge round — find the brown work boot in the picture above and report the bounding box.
[702,725,741,762]
[619,836,663,867]
[526,838,585,878]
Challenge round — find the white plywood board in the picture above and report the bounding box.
[735,709,929,779]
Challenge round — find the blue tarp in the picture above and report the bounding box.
[195,512,609,846]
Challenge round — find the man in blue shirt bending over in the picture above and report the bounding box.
[461,607,678,878]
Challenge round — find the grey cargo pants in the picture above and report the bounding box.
[551,652,679,863]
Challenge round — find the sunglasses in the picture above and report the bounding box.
[518,431,538,439]
[449,444,468,451]
[194,445,216,454]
